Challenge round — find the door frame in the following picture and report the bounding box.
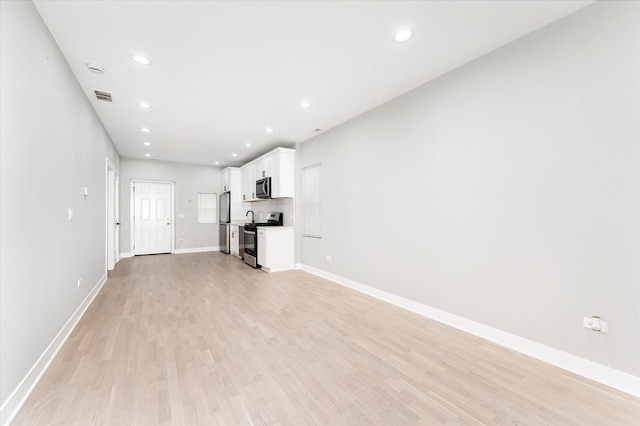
[106,158,120,271]
[130,179,176,255]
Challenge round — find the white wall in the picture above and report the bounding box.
[296,1,639,377]
[119,158,221,254]
[0,0,120,414]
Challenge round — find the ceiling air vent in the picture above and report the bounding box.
[94,90,112,102]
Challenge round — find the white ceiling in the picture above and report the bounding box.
[33,0,593,167]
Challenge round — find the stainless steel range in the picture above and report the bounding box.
[243,212,282,268]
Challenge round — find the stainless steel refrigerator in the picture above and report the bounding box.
[219,192,230,253]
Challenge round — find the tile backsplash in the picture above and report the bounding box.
[242,198,294,227]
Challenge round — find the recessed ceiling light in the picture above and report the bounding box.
[265,127,274,133]
[137,102,151,109]
[144,153,151,158]
[143,142,151,146]
[86,62,105,74]
[140,127,151,133]
[214,161,220,165]
[245,143,252,148]
[231,153,237,157]
[300,100,312,109]
[394,28,413,43]
[131,54,153,66]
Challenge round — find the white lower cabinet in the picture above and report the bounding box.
[257,227,294,273]
[230,225,240,257]
[257,229,266,267]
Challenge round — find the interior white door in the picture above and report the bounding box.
[115,174,120,262]
[107,159,120,270]
[134,181,172,255]
[107,168,117,269]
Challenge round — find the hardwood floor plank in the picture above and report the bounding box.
[11,252,640,425]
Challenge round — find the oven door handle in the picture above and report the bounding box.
[244,230,256,235]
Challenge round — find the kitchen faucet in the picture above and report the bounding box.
[246,210,254,223]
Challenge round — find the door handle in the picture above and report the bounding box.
[116,222,120,226]
[166,218,170,225]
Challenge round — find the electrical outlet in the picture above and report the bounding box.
[68,207,74,222]
[77,278,82,288]
[326,255,332,261]
[583,316,608,333]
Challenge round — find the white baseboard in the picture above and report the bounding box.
[122,248,220,257]
[300,264,640,398]
[0,273,108,426]
[173,246,218,254]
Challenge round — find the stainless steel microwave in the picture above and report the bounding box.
[256,177,271,199]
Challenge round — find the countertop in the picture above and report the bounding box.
[256,226,294,230]
[227,222,293,230]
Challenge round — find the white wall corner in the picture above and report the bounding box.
[119,252,134,258]
[299,264,640,398]
[0,273,108,426]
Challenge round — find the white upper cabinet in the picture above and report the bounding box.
[241,162,256,202]
[222,169,231,192]
[237,147,295,201]
[221,167,240,193]
[270,149,294,198]
[256,155,274,180]
[221,167,243,220]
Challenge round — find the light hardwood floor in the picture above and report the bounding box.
[12,253,640,425]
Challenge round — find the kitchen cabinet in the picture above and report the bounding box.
[221,167,240,193]
[240,147,294,201]
[241,163,256,202]
[220,167,243,220]
[257,227,294,273]
[270,148,294,198]
[257,229,266,267]
[230,224,240,257]
[256,155,274,180]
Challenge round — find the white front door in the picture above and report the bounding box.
[134,181,172,255]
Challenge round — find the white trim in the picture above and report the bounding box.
[0,273,108,426]
[174,246,219,254]
[299,264,640,398]
[120,252,134,258]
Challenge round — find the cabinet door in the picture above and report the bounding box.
[258,229,266,267]
[230,226,239,255]
[257,155,274,179]
[247,164,256,200]
[222,169,230,192]
[241,164,254,201]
